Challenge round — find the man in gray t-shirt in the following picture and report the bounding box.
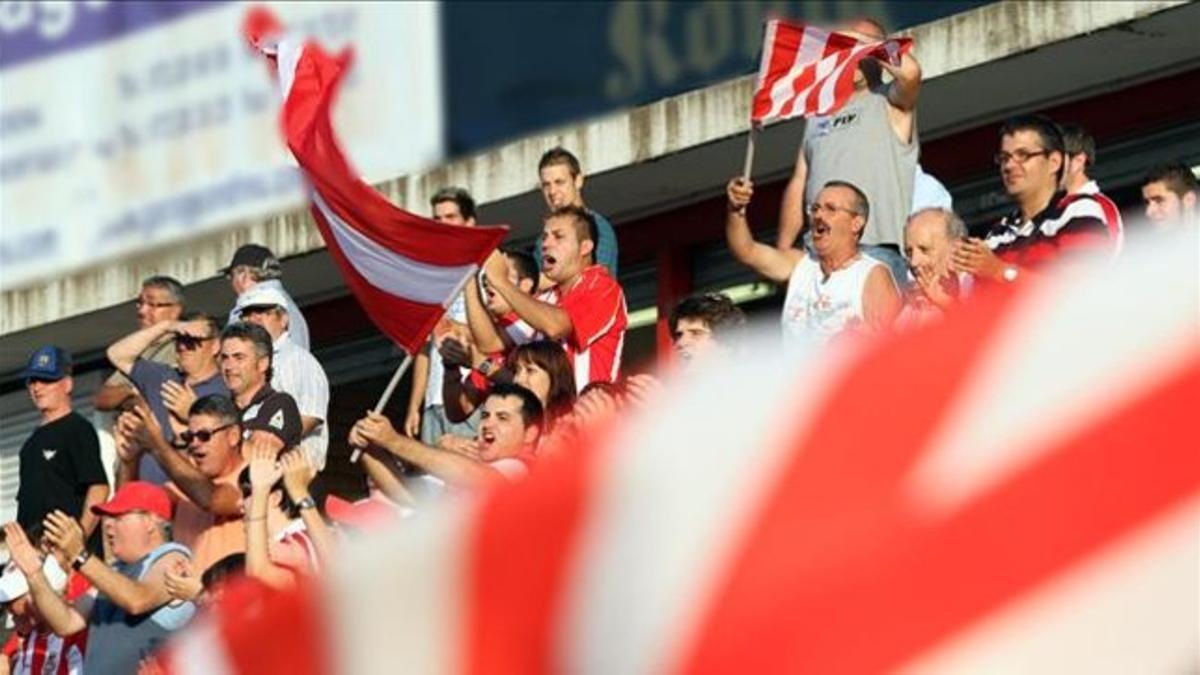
[777,18,923,288]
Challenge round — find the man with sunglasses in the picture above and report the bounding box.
[952,115,1111,284]
[107,313,229,485]
[726,177,902,349]
[113,394,269,575]
[16,345,110,557]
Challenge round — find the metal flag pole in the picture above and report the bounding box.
[348,262,485,463]
[742,122,759,180]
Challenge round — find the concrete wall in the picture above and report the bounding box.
[0,0,1186,337]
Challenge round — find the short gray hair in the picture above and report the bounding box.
[907,207,967,240]
[142,275,185,306]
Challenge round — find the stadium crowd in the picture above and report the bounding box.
[2,16,1198,675]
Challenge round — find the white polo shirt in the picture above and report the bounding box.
[271,332,330,470]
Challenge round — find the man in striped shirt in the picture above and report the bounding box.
[483,206,628,391]
[953,115,1110,284]
[1060,123,1124,254]
[0,527,86,675]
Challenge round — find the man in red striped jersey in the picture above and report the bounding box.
[483,206,627,391]
[1060,123,1124,254]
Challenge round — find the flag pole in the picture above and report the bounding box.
[349,262,485,463]
[742,123,758,180]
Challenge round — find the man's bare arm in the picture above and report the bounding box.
[725,178,802,283]
[862,265,903,331]
[107,321,175,375]
[482,252,573,340]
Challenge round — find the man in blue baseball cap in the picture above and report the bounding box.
[16,345,110,553]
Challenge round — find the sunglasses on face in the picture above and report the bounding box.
[176,336,215,351]
[180,423,235,446]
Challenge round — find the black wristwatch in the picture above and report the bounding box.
[295,496,317,512]
[71,550,91,570]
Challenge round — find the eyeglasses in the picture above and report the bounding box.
[135,298,179,309]
[179,423,235,446]
[175,336,215,351]
[807,202,860,217]
[994,149,1051,166]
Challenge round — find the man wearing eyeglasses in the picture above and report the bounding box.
[107,313,229,485]
[16,345,110,556]
[952,115,1111,284]
[94,276,185,412]
[726,177,902,349]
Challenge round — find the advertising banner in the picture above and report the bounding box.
[0,1,443,290]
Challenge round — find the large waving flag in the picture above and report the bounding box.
[161,229,1198,674]
[751,20,912,123]
[243,9,506,354]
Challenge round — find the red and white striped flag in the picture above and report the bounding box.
[161,227,1199,674]
[751,20,912,123]
[243,9,507,354]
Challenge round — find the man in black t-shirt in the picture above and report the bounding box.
[218,323,302,453]
[15,345,110,549]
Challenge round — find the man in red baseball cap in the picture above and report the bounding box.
[7,481,197,674]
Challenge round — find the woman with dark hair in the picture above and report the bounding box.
[509,340,577,426]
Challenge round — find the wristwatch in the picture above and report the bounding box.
[71,550,91,570]
[1002,265,1019,283]
[295,496,317,512]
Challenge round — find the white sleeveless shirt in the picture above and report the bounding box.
[781,253,883,349]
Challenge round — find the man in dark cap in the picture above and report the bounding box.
[223,244,310,349]
[15,345,110,550]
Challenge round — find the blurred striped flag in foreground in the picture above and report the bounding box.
[243,8,506,355]
[164,227,1198,673]
[751,20,911,123]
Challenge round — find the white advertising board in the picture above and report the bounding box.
[0,1,443,290]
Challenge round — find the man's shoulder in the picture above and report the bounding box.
[130,358,180,391]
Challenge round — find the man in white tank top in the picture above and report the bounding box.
[725,177,901,348]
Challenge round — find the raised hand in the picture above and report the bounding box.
[438,434,481,458]
[951,238,1006,280]
[161,380,197,423]
[164,558,203,603]
[727,177,754,212]
[279,450,316,500]
[247,440,282,492]
[352,411,401,451]
[42,510,86,561]
[914,265,958,310]
[3,521,45,577]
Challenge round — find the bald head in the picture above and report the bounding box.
[905,208,965,280]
